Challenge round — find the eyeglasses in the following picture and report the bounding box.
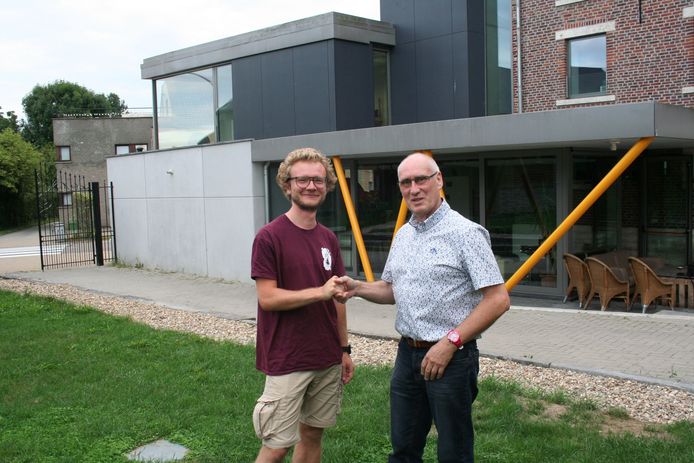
[398,172,438,188]
[288,176,327,188]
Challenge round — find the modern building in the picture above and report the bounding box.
[108,0,694,298]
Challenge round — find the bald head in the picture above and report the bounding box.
[397,152,440,180]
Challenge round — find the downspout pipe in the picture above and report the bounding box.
[516,0,523,113]
[263,162,270,224]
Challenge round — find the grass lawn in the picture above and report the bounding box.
[1,289,692,462]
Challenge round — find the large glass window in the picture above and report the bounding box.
[644,157,689,267]
[356,162,401,274]
[440,159,480,223]
[157,69,215,149]
[568,35,607,98]
[485,0,512,115]
[217,64,234,142]
[373,49,390,126]
[486,157,557,287]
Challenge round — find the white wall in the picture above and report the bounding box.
[107,140,264,282]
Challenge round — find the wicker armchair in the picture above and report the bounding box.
[585,257,631,311]
[563,253,591,308]
[628,257,675,314]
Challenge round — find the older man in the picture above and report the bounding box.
[338,152,509,462]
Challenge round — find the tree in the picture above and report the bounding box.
[0,107,19,133]
[0,129,45,228]
[21,81,127,147]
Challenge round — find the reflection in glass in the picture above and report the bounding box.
[373,49,390,126]
[217,65,234,142]
[645,158,688,266]
[156,69,215,149]
[485,0,512,115]
[357,162,401,274]
[486,157,557,287]
[571,155,624,256]
[568,35,606,98]
[440,159,479,222]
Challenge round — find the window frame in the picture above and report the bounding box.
[56,146,71,162]
[566,33,607,99]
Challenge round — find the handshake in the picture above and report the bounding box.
[322,275,358,304]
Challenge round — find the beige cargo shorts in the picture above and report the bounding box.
[253,364,343,449]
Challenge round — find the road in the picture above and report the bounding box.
[0,227,42,273]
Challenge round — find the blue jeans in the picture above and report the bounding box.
[388,338,479,463]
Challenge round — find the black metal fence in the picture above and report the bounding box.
[35,168,117,270]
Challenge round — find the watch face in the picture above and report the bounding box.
[448,330,460,343]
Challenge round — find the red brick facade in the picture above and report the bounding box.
[513,0,694,112]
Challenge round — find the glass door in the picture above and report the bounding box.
[643,157,690,267]
[355,161,401,275]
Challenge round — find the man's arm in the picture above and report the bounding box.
[335,300,355,384]
[256,276,347,311]
[453,283,510,343]
[421,283,510,381]
[336,276,396,305]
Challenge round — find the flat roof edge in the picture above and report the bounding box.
[251,102,694,161]
[141,12,394,79]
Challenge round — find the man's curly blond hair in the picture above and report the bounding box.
[276,147,338,199]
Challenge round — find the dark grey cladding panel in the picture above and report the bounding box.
[452,32,471,119]
[467,30,485,117]
[414,0,452,40]
[416,35,454,122]
[261,50,295,138]
[381,0,415,44]
[251,103,685,162]
[232,56,264,140]
[389,42,417,124]
[334,40,373,131]
[451,0,468,32]
[293,42,334,134]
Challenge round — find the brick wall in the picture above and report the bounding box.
[513,0,694,112]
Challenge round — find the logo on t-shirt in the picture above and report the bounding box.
[321,247,332,271]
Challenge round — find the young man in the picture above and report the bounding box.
[251,147,354,463]
[337,152,510,462]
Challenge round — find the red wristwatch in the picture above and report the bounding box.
[446,329,463,349]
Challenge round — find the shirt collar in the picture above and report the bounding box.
[408,199,449,233]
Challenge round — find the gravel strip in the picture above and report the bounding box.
[1,277,692,425]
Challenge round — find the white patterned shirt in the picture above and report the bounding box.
[382,200,504,341]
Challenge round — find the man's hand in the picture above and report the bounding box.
[321,275,349,300]
[341,353,355,384]
[420,340,456,381]
[333,275,358,303]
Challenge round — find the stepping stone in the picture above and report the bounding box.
[127,439,189,462]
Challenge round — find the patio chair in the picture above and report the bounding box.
[585,257,631,311]
[628,257,675,314]
[562,253,591,308]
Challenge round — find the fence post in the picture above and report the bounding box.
[90,182,104,266]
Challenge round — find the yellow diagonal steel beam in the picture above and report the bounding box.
[332,156,375,282]
[505,136,655,291]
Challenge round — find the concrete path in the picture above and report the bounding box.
[3,265,694,392]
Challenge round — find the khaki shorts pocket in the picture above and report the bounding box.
[253,399,279,440]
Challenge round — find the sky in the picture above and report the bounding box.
[1,0,380,121]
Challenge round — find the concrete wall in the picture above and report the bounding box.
[53,117,153,182]
[106,140,264,282]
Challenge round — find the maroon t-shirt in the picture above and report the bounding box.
[251,214,346,375]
